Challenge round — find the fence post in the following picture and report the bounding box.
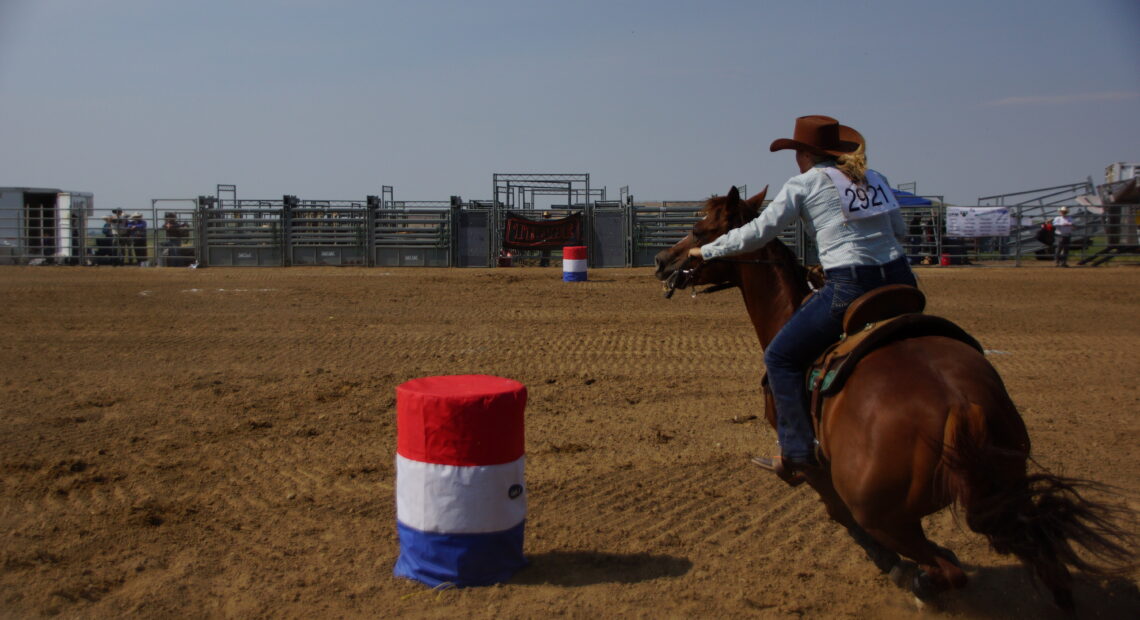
[936,205,943,264]
[449,202,460,268]
[195,201,207,267]
[1014,205,1022,267]
[1077,208,1087,265]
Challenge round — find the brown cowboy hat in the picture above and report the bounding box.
[838,124,864,149]
[769,115,860,157]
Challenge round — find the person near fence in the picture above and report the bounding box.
[1035,219,1055,250]
[539,211,553,267]
[1052,206,1073,267]
[162,212,189,244]
[687,114,915,484]
[907,214,924,264]
[109,210,129,265]
[127,212,148,266]
[97,216,119,265]
[161,213,191,265]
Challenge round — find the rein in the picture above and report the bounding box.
[663,255,785,299]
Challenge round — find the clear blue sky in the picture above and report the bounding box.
[2,0,1137,211]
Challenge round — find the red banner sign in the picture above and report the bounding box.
[501,213,583,249]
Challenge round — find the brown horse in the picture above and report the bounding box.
[654,186,1135,610]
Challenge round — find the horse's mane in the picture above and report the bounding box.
[703,192,816,291]
[765,236,817,293]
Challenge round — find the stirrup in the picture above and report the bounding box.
[751,455,809,487]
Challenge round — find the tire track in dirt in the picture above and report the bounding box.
[533,456,832,561]
[192,421,392,527]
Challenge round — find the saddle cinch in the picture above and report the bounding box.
[761,285,983,459]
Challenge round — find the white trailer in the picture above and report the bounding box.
[1105,162,1138,183]
[0,187,94,265]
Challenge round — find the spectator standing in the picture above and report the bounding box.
[127,213,148,266]
[1052,206,1073,267]
[538,211,553,267]
[110,209,129,264]
[162,212,189,243]
[97,216,118,265]
[161,213,191,266]
[1035,219,1055,247]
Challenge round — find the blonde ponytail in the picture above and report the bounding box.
[836,144,868,185]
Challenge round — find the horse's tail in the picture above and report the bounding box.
[939,403,1138,610]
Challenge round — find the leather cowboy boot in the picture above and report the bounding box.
[751,454,821,487]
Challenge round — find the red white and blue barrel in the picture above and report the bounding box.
[393,374,527,587]
[563,245,587,281]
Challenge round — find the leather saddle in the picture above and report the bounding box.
[761,285,983,459]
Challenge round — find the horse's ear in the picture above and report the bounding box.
[746,185,769,207]
[728,186,741,202]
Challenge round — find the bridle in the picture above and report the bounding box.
[662,253,785,299]
[662,255,704,298]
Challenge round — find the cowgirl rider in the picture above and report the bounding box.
[688,115,917,484]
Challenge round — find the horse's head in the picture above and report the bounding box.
[654,185,768,297]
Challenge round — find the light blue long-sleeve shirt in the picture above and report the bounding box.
[699,162,906,270]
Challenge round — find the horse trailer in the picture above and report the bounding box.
[0,187,94,265]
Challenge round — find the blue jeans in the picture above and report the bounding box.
[763,256,916,460]
[1054,235,1071,266]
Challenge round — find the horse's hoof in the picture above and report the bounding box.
[1052,588,1075,613]
[868,549,902,574]
[888,561,916,589]
[911,571,939,600]
[936,546,962,569]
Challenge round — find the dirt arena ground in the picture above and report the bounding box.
[1,264,1137,619]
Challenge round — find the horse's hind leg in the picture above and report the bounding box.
[861,520,967,599]
[806,476,901,574]
[846,522,903,574]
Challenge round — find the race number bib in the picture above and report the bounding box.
[822,168,899,221]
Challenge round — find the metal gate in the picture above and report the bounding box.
[631,203,704,267]
[372,207,452,267]
[289,201,368,266]
[457,207,492,267]
[631,202,805,267]
[202,205,284,267]
[590,204,630,267]
[151,200,199,267]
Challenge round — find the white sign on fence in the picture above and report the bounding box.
[946,207,1011,237]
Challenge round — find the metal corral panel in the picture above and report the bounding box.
[158,247,195,267]
[456,209,491,267]
[208,246,282,267]
[632,205,703,267]
[374,246,449,267]
[590,209,629,267]
[372,208,452,267]
[292,246,367,266]
[0,190,22,265]
[289,204,368,266]
[632,203,805,267]
[201,207,283,267]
